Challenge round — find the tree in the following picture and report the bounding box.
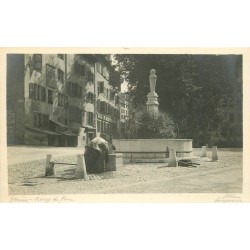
[125,107,177,139]
[114,54,242,145]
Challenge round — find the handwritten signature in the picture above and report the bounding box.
[10,195,74,203]
[215,193,242,203]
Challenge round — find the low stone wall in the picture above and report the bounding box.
[113,139,193,160]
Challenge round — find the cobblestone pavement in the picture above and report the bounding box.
[8,149,242,194]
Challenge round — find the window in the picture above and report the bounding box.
[48,89,53,104]
[97,120,101,132]
[110,91,115,100]
[98,81,104,94]
[97,62,102,74]
[87,70,94,82]
[106,88,109,99]
[29,83,35,99]
[29,83,45,102]
[34,112,49,128]
[58,93,64,107]
[87,112,94,126]
[58,69,64,83]
[46,64,56,88]
[101,121,104,132]
[67,82,82,97]
[74,62,85,76]
[68,106,82,123]
[38,85,46,102]
[87,92,94,103]
[100,101,105,113]
[33,54,42,72]
[57,54,64,60]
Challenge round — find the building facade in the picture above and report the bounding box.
[7,54,121,147]
[95,55,120,141]
[119,92,130,137]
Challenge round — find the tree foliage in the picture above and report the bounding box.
[125,107,177,139]
[114,54,242,145]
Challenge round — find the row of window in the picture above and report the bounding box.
[66,82,82,97]
[67,106,94,126]
[48,90,67,107]
[46,64,65,86]
[34,112,49,128]
[97,120,117,135]
[33,111,95,129]
[97,82,117,102]
[74,61,85,76]
[29,83,46,102]
[30,83,67,107]
[97,100,120,118]
[85,112,94,126]
[68,106,82,123]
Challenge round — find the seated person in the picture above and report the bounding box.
[84,136,109,174]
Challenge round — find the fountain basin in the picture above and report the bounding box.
[113,139,193,162]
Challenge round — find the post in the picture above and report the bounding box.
[201,146,207,157]
[211,146,218,161]
[75,154,88,180]
[45,154,55,176]
[168,148,178,167]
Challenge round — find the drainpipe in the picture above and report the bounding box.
[94,62,97,137]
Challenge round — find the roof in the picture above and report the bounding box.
[26,126,62,136]
[49,118,68,128]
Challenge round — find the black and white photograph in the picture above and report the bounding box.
[1,2,250,250]
[1,48,249,202]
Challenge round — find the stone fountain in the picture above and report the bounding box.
[113,69,193,163]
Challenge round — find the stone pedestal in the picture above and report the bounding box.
[106,153,123,171]
[146,92,159,113]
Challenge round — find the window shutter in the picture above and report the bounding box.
[100,82,104,93]
[42,87,46,102]
[86,112,89,125]
[33,111,38,127]
[33,54,42,72]
[29,83,34,99]
[34,84,38,100]
[97,99,100,112]
[100,101,105,113]
[97,121,100,132]
[43,114,49,128]
[93,112,96,127]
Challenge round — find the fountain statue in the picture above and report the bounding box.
[149,69,157,93]
[146,69,159,113]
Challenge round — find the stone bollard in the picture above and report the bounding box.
[168,148,178,167]
[201,146,207,157]
[211,146,218,161]
[75,154,88,180]
[45,154,55,176]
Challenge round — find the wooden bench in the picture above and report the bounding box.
[45,154,88,180]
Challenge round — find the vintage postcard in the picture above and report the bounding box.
[0,47,249,203]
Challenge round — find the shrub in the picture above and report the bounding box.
[125,109,177,139]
